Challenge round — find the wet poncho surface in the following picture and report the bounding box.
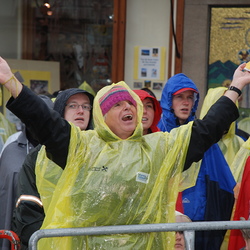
[36,81,193,249]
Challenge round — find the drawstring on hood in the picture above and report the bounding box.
[158,73,199,132]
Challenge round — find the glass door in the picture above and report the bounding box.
[22,0,125,93]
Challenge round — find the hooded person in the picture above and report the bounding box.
[0,95,53,250]
[53,88,94,129]
[158,74,236,250]
[158,73,199,132]
[34,82,199,249]
[12,88,94,250]
[157,73,200,212]
[0,56,246,249]
[133,89,162,134]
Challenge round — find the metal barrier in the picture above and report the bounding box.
[0,230,21,250]
[29,220,250,250]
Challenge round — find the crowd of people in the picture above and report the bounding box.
[0,56,250,249]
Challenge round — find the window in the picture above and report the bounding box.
[22,0,126,92]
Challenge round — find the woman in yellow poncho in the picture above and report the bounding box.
[38,83,194,249]
[0,57,248,249]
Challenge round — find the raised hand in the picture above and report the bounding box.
[232,62,250,89]
[0,57,23,98]
[0,57,13,84]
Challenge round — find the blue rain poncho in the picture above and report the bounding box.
[158,73,199,132]
[36,81,193,249]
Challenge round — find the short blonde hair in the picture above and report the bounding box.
[175,211,192,223]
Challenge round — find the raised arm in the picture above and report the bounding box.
[183,63,250,170]
[0,57,70,169]
[184,96,238,170]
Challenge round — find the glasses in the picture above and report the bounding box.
[66,103,92,111]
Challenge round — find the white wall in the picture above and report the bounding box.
[0,0,20,59]
[124,0,170,100]
[0,0,171,100]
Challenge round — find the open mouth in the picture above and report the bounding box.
[122,114,133,121]
[142,117,148,121]
[75,118,84,121]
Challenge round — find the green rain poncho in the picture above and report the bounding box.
[36,81,194,249]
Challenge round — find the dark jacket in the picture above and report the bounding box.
[0,95,53,250]
[11,88,94,249]
[12,145,43,249]
[0,129,38,250]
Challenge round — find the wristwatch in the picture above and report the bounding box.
[228,86,242,96]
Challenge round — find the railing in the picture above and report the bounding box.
[29,220,250,250]
[0,230,21,250]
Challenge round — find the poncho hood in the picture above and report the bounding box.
[93,81,143,141]
[133,89,162,133]
[158,73,199,132]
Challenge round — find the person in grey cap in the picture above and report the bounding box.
[11,88,94,250]
[0,95,54,250]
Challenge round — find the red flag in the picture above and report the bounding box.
[228,156,250,250]
[176,192,184,213]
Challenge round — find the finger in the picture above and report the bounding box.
[238,62,247,71]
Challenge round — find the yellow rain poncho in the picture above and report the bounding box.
[36,149,63,212]
[238,117,250,135]
[231,137,250,182]
[79,81,96,97]
[0,88,16,141]
[200,87,244,168]
[0,112,16,143]
[36,81,194,249]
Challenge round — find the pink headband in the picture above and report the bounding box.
[99,85,137,115]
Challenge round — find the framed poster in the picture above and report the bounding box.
[133,46,166,81]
